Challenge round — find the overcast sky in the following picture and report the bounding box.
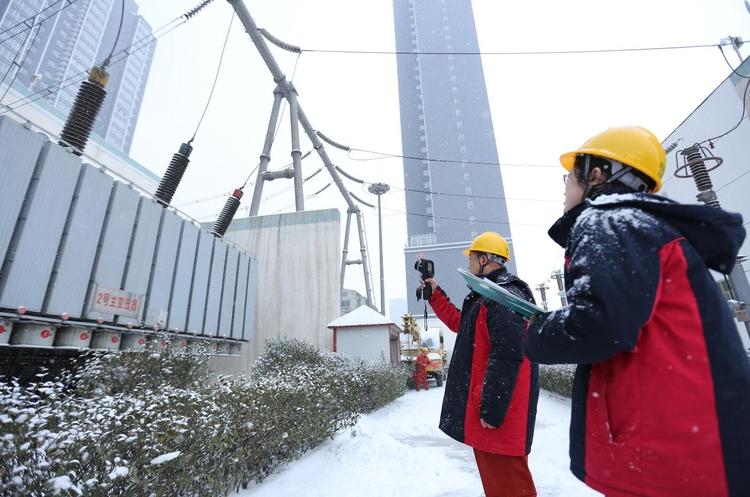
[130,0,750,311]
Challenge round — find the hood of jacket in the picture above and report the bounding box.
[548,193,745,273]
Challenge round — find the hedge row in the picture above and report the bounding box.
[538,364,576,398]
[0,337,408,496]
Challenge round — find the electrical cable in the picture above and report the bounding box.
[390,185,560,203]
[0,0,84,45]
[716,168,750,193]
[347,147,558,168]
[103,0,126,68]
[190,11,234,144]
[301,41,736,57]
[718,45,750,79]
[315,130,557,168]
[379,205,552,227]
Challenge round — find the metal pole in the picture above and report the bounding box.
[536,283,549,311]
[228,0,374,302]
[368,183,390,314]
[249,90,283,216]
[551,270,567,307]
[377,193,384,314]
[340,210,352,295]
[288,87,304,211]
[354,210,374,307]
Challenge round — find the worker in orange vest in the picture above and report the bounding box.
[415,347,430,391]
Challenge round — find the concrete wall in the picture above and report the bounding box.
[335,325,392,364]
[224,209,341,365]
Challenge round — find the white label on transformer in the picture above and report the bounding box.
[90,284,143,318]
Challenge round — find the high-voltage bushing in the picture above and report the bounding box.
[58,66,109,155]
[676,144,724,208]
[155,142,194,206]
[210,188,243,237]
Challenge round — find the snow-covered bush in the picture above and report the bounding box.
[0,337,406,496]
[539,364,576,398]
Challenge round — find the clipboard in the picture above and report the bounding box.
[458,268,545,319]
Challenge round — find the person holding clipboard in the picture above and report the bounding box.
[525,126,750,497]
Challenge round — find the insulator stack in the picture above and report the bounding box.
[683,145,721,208]
[210,189,243,238]
[155,142,193,206]
[58,66,108,155]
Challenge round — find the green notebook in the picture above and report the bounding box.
[458,268,545,319]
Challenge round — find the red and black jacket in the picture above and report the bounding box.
[429,267,539,456]
[527,193,750,497]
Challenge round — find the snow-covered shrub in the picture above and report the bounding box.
[0,337,406,496]
[539,364,576,398]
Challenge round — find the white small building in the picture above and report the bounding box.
[328,305,401,365]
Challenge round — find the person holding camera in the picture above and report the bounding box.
[525,126,750,497]
[420,232,539,497]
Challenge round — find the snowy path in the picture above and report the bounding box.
[232,390,601,497]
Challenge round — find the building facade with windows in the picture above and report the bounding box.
[0,0,155,153]
[393,0,514,315]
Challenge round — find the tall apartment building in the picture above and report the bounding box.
[393,0,514,315]
[0,0,155,152]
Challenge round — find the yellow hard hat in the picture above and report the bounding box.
[420,347,429,353]
[463,231,511,261]
[559,126,666,192]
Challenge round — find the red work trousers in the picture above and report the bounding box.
[414,369,429,390]
[473,449,536,497]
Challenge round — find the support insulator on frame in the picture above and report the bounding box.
[155,142,194,206]
[58,66,109,155]
[676,145,724,208]
[210,188,244,238]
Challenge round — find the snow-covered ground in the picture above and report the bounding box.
[232,389,601,497]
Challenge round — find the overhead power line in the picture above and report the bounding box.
[315,130,558,168]
[376,205,553,228]
[190,11,235,143]
[301,41,738,57]
[392,185,559,203]
[347,147,558,168]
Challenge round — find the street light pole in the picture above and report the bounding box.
[368,182,390,315]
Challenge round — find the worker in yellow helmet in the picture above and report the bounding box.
[421,231,539,497]
[525,126,750,497]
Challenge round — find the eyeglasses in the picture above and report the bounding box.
[562,173,571,185]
